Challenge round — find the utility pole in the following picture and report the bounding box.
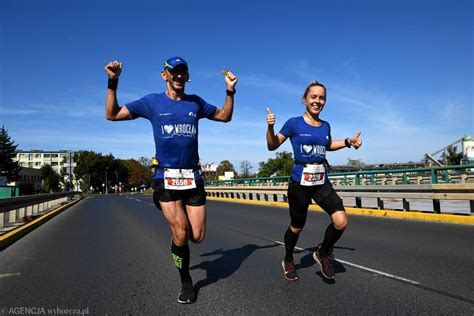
[105,167,108,195]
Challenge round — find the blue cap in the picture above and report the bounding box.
[164,56,188,70]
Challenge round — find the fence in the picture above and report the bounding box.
[205,165,474,214]
[0,192,82,231]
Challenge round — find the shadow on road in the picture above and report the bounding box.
[191,243,279,290]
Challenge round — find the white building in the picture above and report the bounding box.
[14,150,79,190]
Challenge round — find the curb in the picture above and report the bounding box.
[207,196,474,225]
[0,197,83,251]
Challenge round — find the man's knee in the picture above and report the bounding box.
[172,228,188,245]
[189,229,205,243]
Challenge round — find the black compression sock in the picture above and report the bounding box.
[171,242,192,283]
[320,223,344,256]
[284,226,299,262]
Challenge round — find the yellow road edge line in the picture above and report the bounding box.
[0,198,83,241]
[207,196,474,225]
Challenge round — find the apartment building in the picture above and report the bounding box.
[14,150,77,178]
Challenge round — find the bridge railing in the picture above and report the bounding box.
[205,164,474,187]
[204,165,474,214]
[0,192,82,232]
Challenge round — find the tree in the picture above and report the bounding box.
[347,158,365,169]
[216,160,236,177]
[74,151,130,192]
[257,151,294,177]
[41,164,61,192]
[439,145,463,165]
[122,158,152,187]
[240,160,253,178]
[0,126,20,182]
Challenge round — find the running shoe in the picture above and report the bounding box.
[281,260,299,281]
[177,281,196,304]
[313,245,335,280]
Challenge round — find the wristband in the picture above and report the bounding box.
[108,78,119,90]
[345,138,351,148]
[226,89,236,96]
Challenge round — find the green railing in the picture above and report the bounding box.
[205,164,474,187]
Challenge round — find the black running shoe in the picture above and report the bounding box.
[281,260,299,281]
[177,281,196,304]
[313,245,335,280]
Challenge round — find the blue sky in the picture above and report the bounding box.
[1,0,472,172]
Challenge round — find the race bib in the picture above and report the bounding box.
[164,169,196,190]
[300,164,325,186]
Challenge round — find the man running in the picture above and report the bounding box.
[104,56,238,303]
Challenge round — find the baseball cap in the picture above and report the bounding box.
[164,56,188,71]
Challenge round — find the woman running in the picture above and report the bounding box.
[266,80,362,280]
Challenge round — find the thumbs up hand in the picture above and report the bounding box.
[266,106,275,126]
[348,131,363,149]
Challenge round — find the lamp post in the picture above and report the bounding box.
[105,167,108,195]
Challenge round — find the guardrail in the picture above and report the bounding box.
[205,184,474,214]
[205,164,474,187]
[0,192,82,231]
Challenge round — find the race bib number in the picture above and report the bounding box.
[300,164,325,186]
[164,169,196,190]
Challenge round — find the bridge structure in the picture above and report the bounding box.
[0,165,473,314]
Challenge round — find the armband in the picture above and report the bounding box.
[108,78,119,90]
[226,89,236,96]
[345,138,351,148]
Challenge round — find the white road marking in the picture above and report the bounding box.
[274,241,419,285]
[0,272,21,279]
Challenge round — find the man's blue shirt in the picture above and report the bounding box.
[126,93,217,180]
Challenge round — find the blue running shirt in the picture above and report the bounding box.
[279,116,332,183]
[126,93,217,180]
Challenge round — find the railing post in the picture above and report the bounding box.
[249,193,253,200]
[355,174,361,185]
[444,170,449,184]
[431,169,438,184]
[433,199,441,213]
[402,199,410,211]
[377,198,384,210]
[273,194,278,202]
[355,197,362,208]
[470,200,474,214]
[402,173,408,184]
[264,194,268,201]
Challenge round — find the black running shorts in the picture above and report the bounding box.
[152,180,206,210]
[287,177,345,229]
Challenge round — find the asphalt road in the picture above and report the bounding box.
[1,194,473,315]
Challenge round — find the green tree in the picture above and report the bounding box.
[74,151,104,192]
[347,158,365,169]
[258,151,293,177]
[216,160,236,177]
[122,158,152,187]
[0,126,20,182]
[439,145,463,165]
[74,151,130,192]
[41,164,61,192]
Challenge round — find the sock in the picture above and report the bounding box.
[320,223,344,256]
[284,226,299,262]
[171,242,192,283]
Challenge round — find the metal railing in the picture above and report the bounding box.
[0,192,82,231]
[205,164,474,187]
[205,165,474,214]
